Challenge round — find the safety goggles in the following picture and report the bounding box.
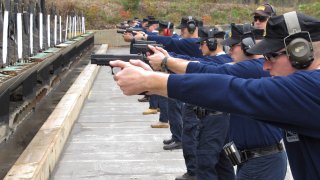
[253,15,268,22]
[263,51,287,61]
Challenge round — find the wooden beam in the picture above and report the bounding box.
[95,44,108,54]
[4,46,103,179]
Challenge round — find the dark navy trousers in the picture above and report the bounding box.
[236,151,287,180]
[182,104,235,180]
[158,95,168,123]
[149,95,158,109]
[167,98,183,142]
[149,95,168,123]
[182,104,199,176]
[197,112,235,180]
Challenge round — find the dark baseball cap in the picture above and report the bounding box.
[197,27,225,43]
[147,16,155,20]
[176,16,200,29]
[142,18,148,22]
[222,24,242,46]
[158,21,174,30]
[252,4,275,17]
[247,12,320,55]
[147,19,159,27]
[222,23,265,46]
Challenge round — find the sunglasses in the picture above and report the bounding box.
[253,15,268,22]
[263,51,287,61]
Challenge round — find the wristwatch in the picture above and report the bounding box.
[161,57,168,72]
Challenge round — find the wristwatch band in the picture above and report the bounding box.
[161,57,168,72]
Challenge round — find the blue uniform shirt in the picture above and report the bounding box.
[198,55,232,65]
[146,31,158,36]
[186,59,283,150]
[147,35,203,57]
[170,52,232,65]
[171,33,180,39]
[167,68,320,180]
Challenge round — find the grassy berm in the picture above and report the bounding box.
[48,0,320,29]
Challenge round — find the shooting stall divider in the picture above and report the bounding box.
[0,32,94,142]
[4,42,101,180]
[0,0,91,144]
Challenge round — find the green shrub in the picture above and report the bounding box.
[210,5,252,25]
[120,0,141,11]
[299,2,320,18]
[47,0,316,30]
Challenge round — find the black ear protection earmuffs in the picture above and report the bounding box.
[163,22,171,36]
[283,11,314,69]
[241,23,255,56]
[263,3,277,16]
[187,16,196,34]
[207,28,217,51]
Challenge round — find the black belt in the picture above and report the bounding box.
[193,106,223,119]
[241,143,284,162]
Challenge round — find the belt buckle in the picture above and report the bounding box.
[200,109,206,118]
[194,107,206,119]
[193,107,199,118]
[241,150,257,162]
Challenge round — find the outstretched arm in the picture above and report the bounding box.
[110,60,169,96]
[147,45,191,74]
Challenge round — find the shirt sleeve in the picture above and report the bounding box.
[147,36,202,57]
[171,53,194,60]
[171,54,208,61]
[146,32,158,36]
[147,35,175,47]
[170,55,225,64]
[187,59,270,78]
[167,72,320,138]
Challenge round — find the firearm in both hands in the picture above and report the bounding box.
[90,44,162,96]
[90,45,162,69]
[116,25,130,29]
[91,54,143,68]
[133,43,163,55]
[116,28,144,35]
[90,54,148,95]
[135,40,157,44]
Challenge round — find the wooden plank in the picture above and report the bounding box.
[4,61,101,180]
[95,44,108,54]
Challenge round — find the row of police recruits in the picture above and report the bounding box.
[114,3,320,180]
[122,16,184,151]
[122,16,175,133]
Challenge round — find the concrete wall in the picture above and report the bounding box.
[92,29,181,47]
[91,27,231,47]
[92,29,130,47]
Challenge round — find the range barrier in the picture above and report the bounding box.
[0,0,92,142]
